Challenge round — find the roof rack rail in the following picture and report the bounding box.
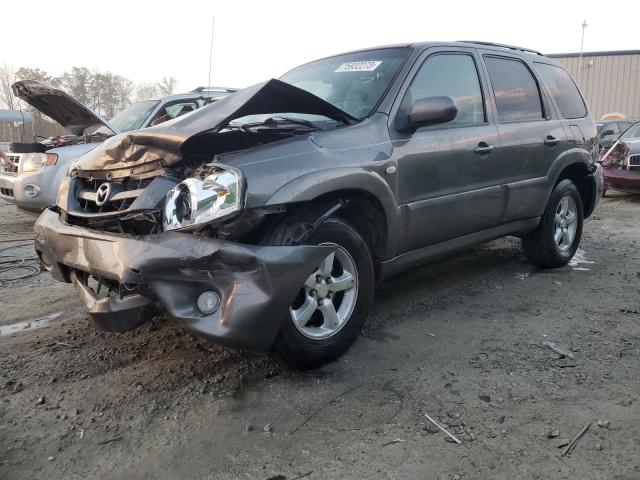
[457,41,543,56]
[191,86,238,93]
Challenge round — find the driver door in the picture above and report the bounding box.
[392,48,504,253]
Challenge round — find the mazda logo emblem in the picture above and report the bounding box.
[95,182,112,206]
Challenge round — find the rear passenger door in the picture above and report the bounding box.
[480,52,571,222]
[391,48,504,252]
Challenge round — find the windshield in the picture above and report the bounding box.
[280,47,411,120]
[621,121,640,139]
[109,100,160,132]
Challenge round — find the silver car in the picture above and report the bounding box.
[0,81,235,211]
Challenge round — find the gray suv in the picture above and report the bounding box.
[35,41,603,367]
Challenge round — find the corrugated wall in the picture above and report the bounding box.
[554,53,640,120]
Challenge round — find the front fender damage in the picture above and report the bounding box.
[35,208,333,350]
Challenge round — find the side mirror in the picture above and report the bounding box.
[396,96,458,133]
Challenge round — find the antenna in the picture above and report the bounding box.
[207,16,215,99]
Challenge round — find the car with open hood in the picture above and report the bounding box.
[0,80,236,211]
[34,41,603,367]
[600,120,640,194]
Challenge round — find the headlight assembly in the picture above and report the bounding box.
[22,153,58,172]
[163,165,243,232]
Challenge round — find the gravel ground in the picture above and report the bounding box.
[1,194,639,480]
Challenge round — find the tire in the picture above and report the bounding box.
[522,179,584,268]
[262,216,375,368]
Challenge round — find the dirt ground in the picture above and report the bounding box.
[1,194,639,480]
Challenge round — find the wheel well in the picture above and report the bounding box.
[555,163,593,216]
[281,190,388,262]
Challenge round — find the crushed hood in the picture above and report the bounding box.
[69,79,355,178]
[12,80,118,136]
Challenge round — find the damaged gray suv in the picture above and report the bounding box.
[35,41,603,367]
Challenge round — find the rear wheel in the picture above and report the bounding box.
[522,179,583,268]
[263,216,374,368]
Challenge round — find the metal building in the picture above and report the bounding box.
[548,50,640,121]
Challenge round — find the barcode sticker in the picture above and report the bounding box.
[335,61,382,73]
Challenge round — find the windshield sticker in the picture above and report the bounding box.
[335,61,382,73]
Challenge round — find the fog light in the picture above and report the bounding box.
[197,291,220,315]
[23,184,40,198]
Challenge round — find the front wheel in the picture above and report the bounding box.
[263,217,374,368]
[522,179,584,268]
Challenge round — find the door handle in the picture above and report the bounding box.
[544,135,561,147]
[474,142,495,155]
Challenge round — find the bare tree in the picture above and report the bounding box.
[0,64,16,109]
[135,82,159,102]
[158,76,177,96]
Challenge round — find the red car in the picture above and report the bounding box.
[601,121,640,194]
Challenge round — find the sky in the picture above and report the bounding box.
[2,0,638,93]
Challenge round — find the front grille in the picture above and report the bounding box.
[0,154,20,175]
[0,187,14,197]
[629,154,640,168]
[76,178,153,214]
[68,177,161,235]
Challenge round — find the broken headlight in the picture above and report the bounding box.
[163,166,243,232]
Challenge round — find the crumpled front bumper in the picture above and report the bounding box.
[34,208,333,351]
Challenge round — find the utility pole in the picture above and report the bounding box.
[578,20,587,74]
[207,16,215,92]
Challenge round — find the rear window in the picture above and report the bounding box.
[534,63,587,119]
[484,56,544,122]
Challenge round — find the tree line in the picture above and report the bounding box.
[0,64,177,120]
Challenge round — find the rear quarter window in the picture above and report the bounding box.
[533,63,587,119]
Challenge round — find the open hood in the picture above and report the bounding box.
[69,79,355,178]
[12,80,118,137]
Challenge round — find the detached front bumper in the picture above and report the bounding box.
[34,208,332,351]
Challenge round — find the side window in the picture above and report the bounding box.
[405,53,485,126]
[149,101,198,126]
[601,123,619,137]
[484,56,543,122]
[533,63,587,119]
[618,122,632,135]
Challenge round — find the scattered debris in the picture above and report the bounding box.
[36,396,45,405]
[597,420,610,429]
[542,341,576,359]
[47,456,54,461]
[515,272,530,280]
[424,413,462,444]
[382,438,406,447]
[595,443,603,451]
[478,395,491,403]
[96,437,122,445]
[288,384,361,435]
[620,308,640,315]
[548,428,560,438]
[561,422,591,456]
[245,423,254,432]
[554,438,571,448]
[263,423,272,433]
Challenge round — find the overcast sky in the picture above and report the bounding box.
[2,0,637,93]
